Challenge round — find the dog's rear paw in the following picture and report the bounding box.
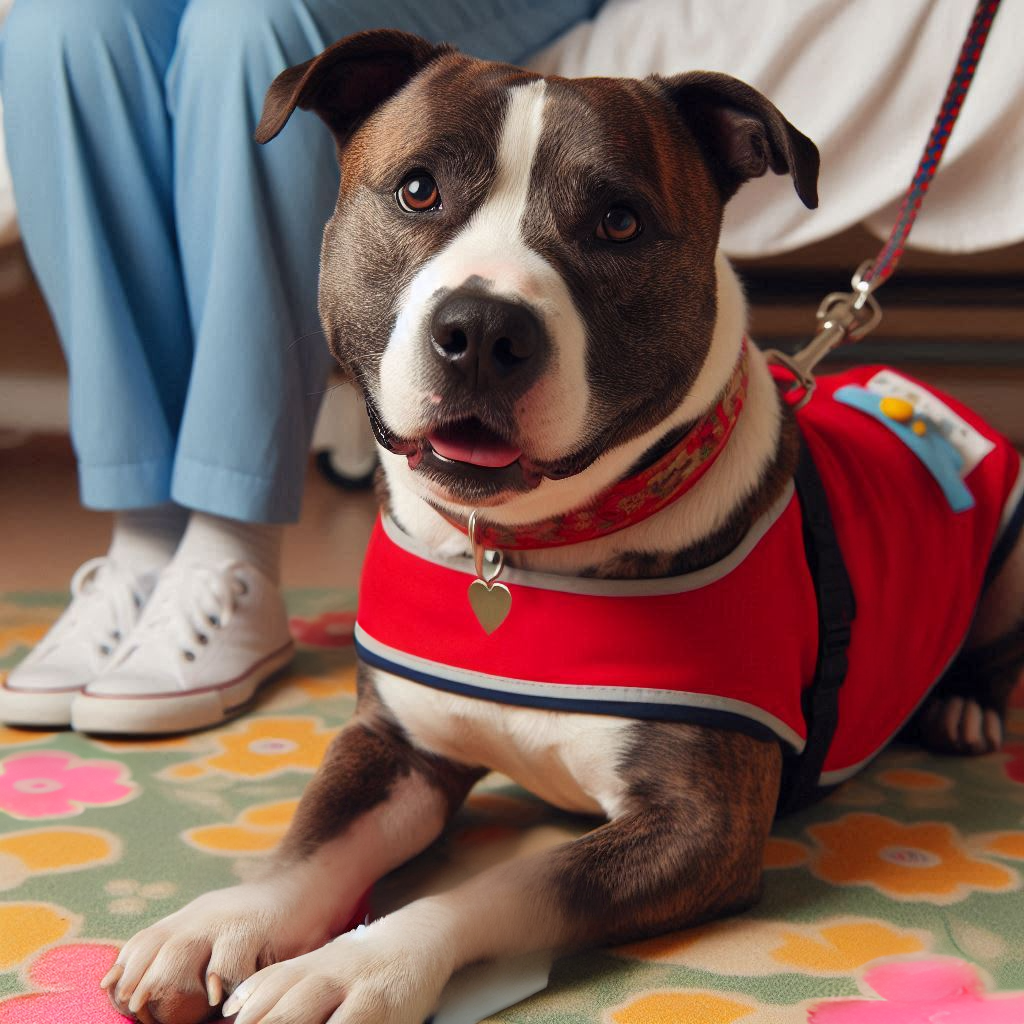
[918,695,1003,756]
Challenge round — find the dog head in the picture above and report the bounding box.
[258,30,818,515]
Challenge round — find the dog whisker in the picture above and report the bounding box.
[287,327,328,351]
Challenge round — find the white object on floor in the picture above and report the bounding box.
[530,0,1024,256]
[431,951,553,1024]
[312,380,378,481]
[0,557,155,727]
[71,560,293,735]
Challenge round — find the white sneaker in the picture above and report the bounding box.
[70,561,294,735]
[0,558,154,728]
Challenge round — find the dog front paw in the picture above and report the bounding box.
[102,881,338,1024]
[223,919,451,1024]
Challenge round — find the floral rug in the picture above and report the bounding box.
[2,588,1023,1024]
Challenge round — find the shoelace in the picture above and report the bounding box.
[35,558,149,671]
[110,561,251,670]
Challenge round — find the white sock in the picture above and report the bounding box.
[172,512,283,584]
[107,504,189,577]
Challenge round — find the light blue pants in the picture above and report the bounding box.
[1,0,599,522]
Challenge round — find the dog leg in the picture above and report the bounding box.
[222,726,780,1024]
[918,528,1024,755]
[107,704,482,1024]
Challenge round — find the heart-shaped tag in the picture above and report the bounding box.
[468,579,512,634]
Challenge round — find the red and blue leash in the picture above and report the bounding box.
[866,0,1003,288]
[768,0,1004,404]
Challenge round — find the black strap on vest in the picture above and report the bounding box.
[778,437,857,815]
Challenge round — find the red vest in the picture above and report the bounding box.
[356,368,1023,789]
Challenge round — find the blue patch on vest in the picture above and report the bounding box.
[834,384,975,512]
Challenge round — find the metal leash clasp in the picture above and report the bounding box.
[766,260,883,409]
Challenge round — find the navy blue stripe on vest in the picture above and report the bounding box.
[355,635,785,746]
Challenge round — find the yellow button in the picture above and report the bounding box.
[880,396,915,423]
[911,420,928,436]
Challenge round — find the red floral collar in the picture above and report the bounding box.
[439,340,749,551]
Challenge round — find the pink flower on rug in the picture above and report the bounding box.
[0,942,132,1024]
[0,752,136,819]
[809,958,1024,1023]
[289,611,356,648]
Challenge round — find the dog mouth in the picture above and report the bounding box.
[425,419,523,469]
[409,417,540,501]
[362,393,584,499]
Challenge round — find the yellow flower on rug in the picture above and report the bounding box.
[258,669,358,713]
[616,916,928,978]
[161,717,335,780]
[876,768,952,792]
[0,727,55,749]
[0,624,48,658]
[87,733,199,754]
[184,799,299,855]
[763,837,809,869]
[0,826,120,891]
[607,990,756,1024]
[771,920,924,972]
[977,831,1024,860]
[824,780,885,808]
[808,813,1017,901]
[293,667,357,700]
[0,902,80,970]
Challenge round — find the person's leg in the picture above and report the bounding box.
[0,0,193,727]
[2,0,192,510]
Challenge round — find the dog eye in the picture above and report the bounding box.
[397,172,441,213]
[596,206,641,243]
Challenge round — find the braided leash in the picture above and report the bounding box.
[767,0,1003,406]
[866,0,1002,287]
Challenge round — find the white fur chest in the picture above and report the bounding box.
[372,667,633,818]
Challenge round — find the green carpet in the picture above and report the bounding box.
[2,589,1023,1024]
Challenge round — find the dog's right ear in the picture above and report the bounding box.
[255,29,450,145]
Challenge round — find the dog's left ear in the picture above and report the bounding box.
[255,29,451,145]
[654,71,819,209]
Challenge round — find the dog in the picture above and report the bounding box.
[104,30,1024,1024]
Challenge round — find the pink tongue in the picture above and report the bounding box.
[428,431,522,469]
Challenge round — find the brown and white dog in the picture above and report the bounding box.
[105,30,1024,1024]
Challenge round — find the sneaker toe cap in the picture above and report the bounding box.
[4,664,89,694]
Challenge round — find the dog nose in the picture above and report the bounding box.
[430,292,546,392]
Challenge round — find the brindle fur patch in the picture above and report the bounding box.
[277,665,483,861]
[546,724,781,947]
[458,723,782,955]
